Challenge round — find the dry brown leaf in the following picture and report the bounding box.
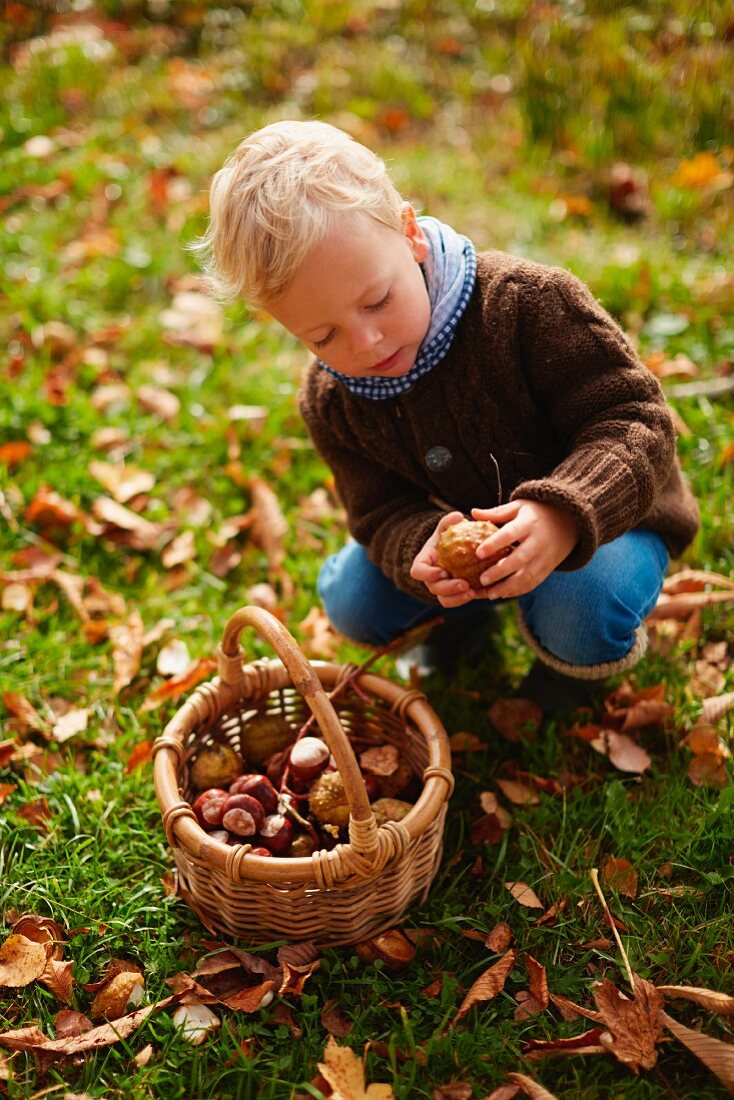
[662,569,734,595]
[505,882,544,909]
[0,934,49,987]
[686,723,731,758]
[52,707,90,743]
[506,1072,561,1099]
[702,691,734,725]
[526,955,549,1010]
[137,384,181,421]
[601,858,638,899]
[593,977,664,1072]
[662,1010,734,1094]
[496,779,540,806]
[2,581,33,613]
[88,460,155,503]
[687,753,730,788]
[590,730,652,773]
[92,497,167,549]
[452,948,517,1024]
[488,698,542,741]
[485,922,513,954]
[110,610,144,694]
[53,1009,93,1038]
[134,1042,154,1066]
[24,485,87,532]
[449,731,484,753]
[317,1036,394,1100]
[161,530,196,569]
[620,698,674,730]
[39,956,74,1004]
[658,986,734,1015]
[523,1025,607,1060]
[433,1084,473,1100]
[321,997,354,1037]
[2,692,51,736]
[0,998,175,1069]
[140,657,217,711]
[248,475,288,569]
[299,605,341,659]
[480,1085,522,1100]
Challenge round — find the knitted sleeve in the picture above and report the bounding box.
[512,267,677,569]
[298,375,444,602]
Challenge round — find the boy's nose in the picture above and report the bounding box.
[351,322,382,355]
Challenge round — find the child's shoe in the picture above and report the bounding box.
[513,659,604,716]
[394,609,497,681]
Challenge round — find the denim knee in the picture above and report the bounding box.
[317,545,434,646]
[519,531,668,667]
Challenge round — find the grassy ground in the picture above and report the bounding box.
[1,2,733,1097]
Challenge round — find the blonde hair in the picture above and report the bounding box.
[192,120,404,306]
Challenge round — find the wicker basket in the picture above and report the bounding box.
[152,606,454,948]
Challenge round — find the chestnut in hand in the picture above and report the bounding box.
[222,793,266,837]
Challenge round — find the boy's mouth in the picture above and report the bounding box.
[368,348,402,373]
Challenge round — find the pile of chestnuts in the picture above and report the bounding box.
[188,713,415,859]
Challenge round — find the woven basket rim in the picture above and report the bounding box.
[153,655,453,888]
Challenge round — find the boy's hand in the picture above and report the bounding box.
[410,511,477,608]
[470,499,579,599]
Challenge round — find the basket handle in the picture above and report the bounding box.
[218,606,374,830]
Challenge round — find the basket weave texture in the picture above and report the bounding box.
[153,606,454,948]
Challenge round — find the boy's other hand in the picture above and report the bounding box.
[410,511,477,608]
[470,499,579,599]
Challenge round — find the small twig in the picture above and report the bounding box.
[590,867,635,992]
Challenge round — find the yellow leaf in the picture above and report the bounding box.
[317,1037,394,1100]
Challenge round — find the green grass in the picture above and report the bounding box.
[1,2,733,1097]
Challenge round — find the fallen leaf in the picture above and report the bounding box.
[594,977,663,1071]
[488,698,542,741]
[161,530,196,569]
[171,1003,220,1045]
[92,497,168,551]
[601,858,638,899]
[449,731,484,753]
[523,1026,607,1060]
[53,1009,93,1038]
[590,730,652,773]
[620,698,674,730]
[480,1085,522,1100]
[702,691,734,725]
[299,605,341,659]
[140,657,217,711]
[89,460,155,503]
[91,970,145,1020]
[321,998,354,1037]
[526,955,549,1010]
[317,1036,394,1100]
[433,1084,473,1100]
[687,753,730,788]
[506,1072,561,1099]
[137,384,181,421]
[125,741,153,772]
[110,610,144,694]
[496,778,540,806]
[134,1042,154,1066]
[354,929,415,971]
[2,581,33,613]
[505,882,544,909]
[156,639,190,677]
[0,998,175,1070]
[662,1010,734,1094]
[452,948,517,1024]
[39,957,74,1004]
[160,291,223,349]
[2,692,51,736]
[0,441,32,466]
[657,986,734,1015]
[52,707,90,743]
[686,723,731,758]
[485,923,513,954]
[0,934,49,987]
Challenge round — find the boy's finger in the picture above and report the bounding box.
[471,502,519,522]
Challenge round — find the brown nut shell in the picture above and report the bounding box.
[436,518,505,587]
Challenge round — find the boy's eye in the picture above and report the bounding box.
[314,330,335,350]
[367,291,392,311]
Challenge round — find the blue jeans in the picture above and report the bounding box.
[317,530,669,669]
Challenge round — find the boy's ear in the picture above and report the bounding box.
[400,202,429,263]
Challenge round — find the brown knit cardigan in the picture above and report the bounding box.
[298,250,699,603]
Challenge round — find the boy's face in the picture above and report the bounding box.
[265,205,431,378]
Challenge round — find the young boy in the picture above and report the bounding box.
[197,120,699,711]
